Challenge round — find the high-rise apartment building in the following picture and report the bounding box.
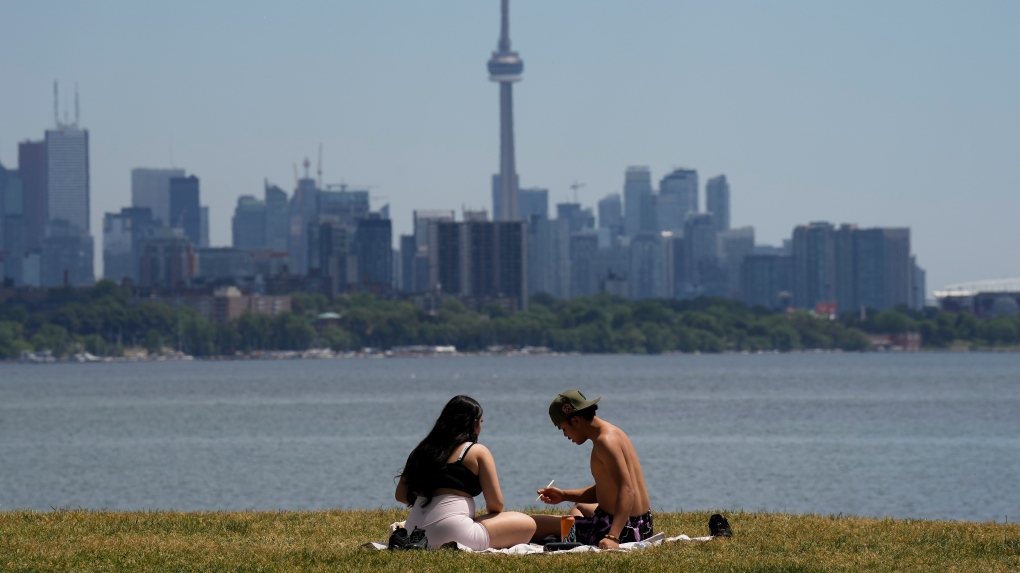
[629,233,666,300]
[429,220,528,311]
[660,168,698,230]
[527,217,569,298]
[792,221,837,310]
[597,194,623,238]
[623,166,655,237]
[718,226,755,298]
[706,174,730,233]
[683,213,719,297]
[853,227,911,312]
[131,168,184,227]
[519,187,548,222]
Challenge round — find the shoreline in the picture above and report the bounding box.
[7,344,1020,366]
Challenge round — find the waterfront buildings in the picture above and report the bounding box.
[169,175,202,247]
[623,166,654,237]
[131,168,184,227]
[659,168,698,232]
[429,220,528,311]
[706,175,730,234]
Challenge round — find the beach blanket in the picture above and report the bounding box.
[362,522,713,553]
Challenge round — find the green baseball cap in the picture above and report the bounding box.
[549,389,601,426]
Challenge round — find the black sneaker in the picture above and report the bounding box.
[388,527,411,550]
[407,526,429,549]
[709,514,732,537]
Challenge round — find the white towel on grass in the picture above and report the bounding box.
[363,526,712,553]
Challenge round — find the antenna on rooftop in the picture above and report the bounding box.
[74,83,80,127]
[53,81,59,127]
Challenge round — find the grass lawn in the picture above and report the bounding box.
[2,508,1017,572]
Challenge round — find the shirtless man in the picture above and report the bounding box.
[533,390,652,549]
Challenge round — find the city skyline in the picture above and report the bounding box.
[2,1,1018,294]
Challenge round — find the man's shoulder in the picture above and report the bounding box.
[592,421,630,450]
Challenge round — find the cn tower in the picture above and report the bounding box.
[488,0,523,221]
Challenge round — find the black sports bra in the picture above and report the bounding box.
[433,442,482,496]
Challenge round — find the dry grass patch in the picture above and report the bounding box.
[1,509,1017,572]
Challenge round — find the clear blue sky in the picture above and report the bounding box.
[2,0,1018,294]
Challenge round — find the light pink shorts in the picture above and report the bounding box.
[404,494,490,551]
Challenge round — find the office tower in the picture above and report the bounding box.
[103,207,157,284]
[409,209,456,293]
[682,213,719,297]
[834,224,858,314]
[319,184,370,223]
[40,219,94,287]
[414,209,455,249]
[718,226,755,298]
[399,234,417,292]
[353,214,392,292]
[139,228,197,291]
[519,187,548,222]
[654,192,683,235]
[488,0,524,221]
[1,164,26,283]
[527,217,569,298]
[131,168,184,227]
[196,248,254,283]
[910,256,925,310]
[568,231,600,298]
[706,175,730,233]
[168,175,201,246]
[45,126,89,233]
[853,227,911,311]
[659,168,698,231]
[623,166,654,236]
[629,233,665,301]
[18,141,47,250]
[741,254,794,310]
[598,193,623,238]
[312,218,352,295]
[288,175,318,275]
[264,182,289,252]
[592,245,630,298]
[429,220,528,311]
[792,221,837,310]
[232,195,267,250]
[557,203,595,235]
[200,206,209,248]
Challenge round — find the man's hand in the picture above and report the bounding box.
[598,536,620,550]
[536,486,564,504]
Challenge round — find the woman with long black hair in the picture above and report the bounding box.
[395,395,536,550]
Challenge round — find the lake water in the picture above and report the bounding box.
[1,353,1017,523]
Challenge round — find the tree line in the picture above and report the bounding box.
[1,280,1018,360]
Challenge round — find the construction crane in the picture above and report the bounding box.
[317,143,323,189]
[570,181,586,203]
